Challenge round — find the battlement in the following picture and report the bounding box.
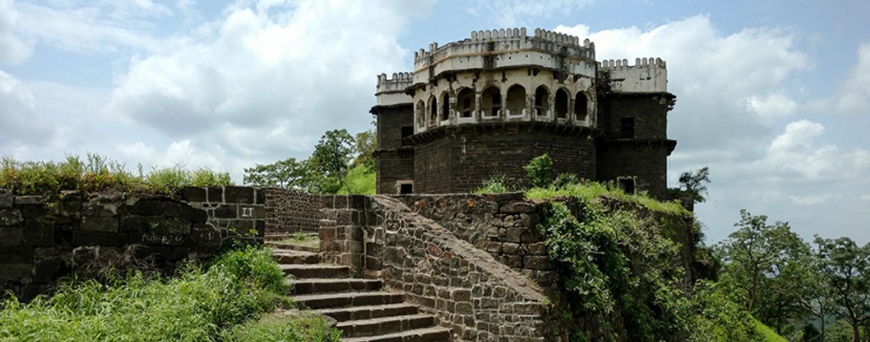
[412,27,597,76]
[376,72,413,94]
[375,72,413,107]
[598,57,667,70]
[600,57,668,93]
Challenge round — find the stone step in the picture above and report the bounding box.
[289,278,383,295]
[292,291,404,310]
[265,233,317,241]
[273,251,319,265]
[281,264,349,279]
[342,326,452,342]
[337,314,437,338]
[266,242,318,253]
[317,303,418,322]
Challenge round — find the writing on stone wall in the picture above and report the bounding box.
[241,207,253,218]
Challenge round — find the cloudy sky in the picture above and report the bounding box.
[0,0,868,244]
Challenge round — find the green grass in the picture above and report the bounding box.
[337,164,375,195]
[754,319,788,342]
[0,154,233,196]
[524,181,690,216]
[0,246,338,342]
[221,314,340,342]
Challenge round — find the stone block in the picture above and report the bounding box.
[25,220,54,247]
[189,223,221,246]
[523,256,553,270]
[527,242,548,255]
[0,227,24,247]
[130,199,182,217]
[0,189,12,208]
[0,209,23,227]
[34,258,62,283]
[213,205,238,219]
[180,205,208,223]
[500,201,535,214]
[502,242,520,255]
[0,263,33,279]
[455,302,473,315]
[255,189,266,205]
[134,233,186,246]
[237,205,264,219]
[224,186,254,204]
[20,205,47,219]
[81,216,119,232]
[181,187,207,203]
[14,195,45,206]
[149,218,191,235]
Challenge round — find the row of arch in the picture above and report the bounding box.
[415,85,590,128]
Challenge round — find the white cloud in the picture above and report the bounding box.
[789,193,842,206]
[116,140,227,172]
[14,1,162,53]
[860,194,870,201]
[761,120,870,181]
[471,0,595,26]
[106,0,434,161]
[0,0,32,64]
[0,70,53,145]
[746,91,796,124]
[828,42,870,116]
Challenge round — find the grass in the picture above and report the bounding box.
[0,154,232,196]
[523,180,690,216]
[337,164,375,195]
[221,314,340,342]
[0,246,339,342]
[274,230,319,247]
[754,319,788,342]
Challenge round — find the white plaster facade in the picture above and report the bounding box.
[373,27,669,134]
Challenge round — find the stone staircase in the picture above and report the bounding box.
[273,246,452,342]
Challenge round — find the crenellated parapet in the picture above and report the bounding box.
[599,57,668,93]
[375,72,413,107]
[412,27,597,82]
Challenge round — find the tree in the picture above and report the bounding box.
[242,157,308,189]
[309,129,355,191]
[677,166,711,203]
[524,154,552,188]
[779,242,838,342]
[816,237,870,342]
[719,209,805,314]
[351,122,377,172]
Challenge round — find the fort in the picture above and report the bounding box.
[372,28,677,196]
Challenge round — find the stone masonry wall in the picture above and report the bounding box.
[395,193,558,289]
[319,194,551,342]
[262,188,320,234]
[0,186,266,301]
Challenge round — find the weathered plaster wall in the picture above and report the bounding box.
[0,186,266,301]
[319,194,551,342]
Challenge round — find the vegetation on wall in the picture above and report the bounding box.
[0,246,341,342]
[0,153,232,195]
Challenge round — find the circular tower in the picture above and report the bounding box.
[372,28,675,195]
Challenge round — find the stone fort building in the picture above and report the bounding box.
[371,28,676,197]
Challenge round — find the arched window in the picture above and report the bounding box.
[415,100,425,128]
[457,88,475,118]
[534,86,549,116]
[440,92,449,121]
[428,95,437,126]
[575,92,588,121]
[506,85,526,116]
[481,86,501,117]
[555,88,569,119]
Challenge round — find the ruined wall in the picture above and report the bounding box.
[413,125,596,194]
[374,104,416,195]
[0,186,266,301]
[598,91,670,141]
[596,141,670,198]
[376,149,415,195]
[319,194,550,342]
[262,188,320,234]
[395,193,558,288]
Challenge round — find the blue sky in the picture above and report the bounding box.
[1,0,868,244]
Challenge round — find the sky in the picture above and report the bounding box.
[0,0,868,245]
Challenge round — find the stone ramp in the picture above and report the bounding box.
[273,247,451,341]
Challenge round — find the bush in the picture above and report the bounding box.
[221,314,341,342]
[0,246,305,342]
[0,154,233,195]
[524,154,553,188]
[553,173,580,189]
[474,174,511,194]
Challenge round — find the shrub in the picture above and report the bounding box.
[221,314,341,342]
[553,173,580,189]
[474,173,510,194]
[0,246,300,342]
[524,154,553,188]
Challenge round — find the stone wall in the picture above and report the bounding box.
[319,194,551,342]
[412,124,596,194]
[262,188,320,234]
[0,186,266,301]
[395,193,558,288]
